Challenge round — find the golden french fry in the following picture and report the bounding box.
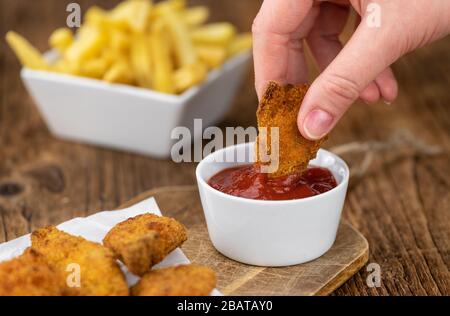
[190,23,236,46]
[84,6,109,26]
[79,58,109,79]
[6,31,49,70]
[167,0,186,11]
[108,29,130,52]
[103,59,135,84]
[174,62,208,93]
[100,50,122,68]
[51,58,79,75]
[195,45,227,69]
[8,0,250,95]
[65,25,106,63]
[159,4,197,67]
[150,20,174,93]
[182,6,209,26]
[130,33,153,88]
[228,32,252,56]
[49,28,73,53]
[154,0,186,15]
[109,0,152,33]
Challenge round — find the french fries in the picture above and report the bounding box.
[64,25,106,64]
[150,20,175,93]
[103,59,135,85]
[49,28,73,53]
[108,29,130,53]
[108,0,152,33]
[182,6,210,27]
[154,0,186,15]
[80,58,109,79]
[84,6,109,26]
[228,33,253,57]
[130,33,153,89]
[6,0,253,94]
[190,23,237,46]
[195,45,227,69]
[6,31,49,70]
[159,3,197,67]
[174,62,208,93]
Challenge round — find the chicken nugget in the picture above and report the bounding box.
[103,213,188,276]
[131,264,216,296]
[31,226,128,296]
[0,248,64,296]
[256,81,327,177]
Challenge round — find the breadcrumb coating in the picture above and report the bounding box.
[31,226,129,296]
[256,81,327,177]
[131,264,216,296]
[103,213,188,276]
[0,248,65,296]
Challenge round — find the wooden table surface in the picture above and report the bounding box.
[0,0,449,296]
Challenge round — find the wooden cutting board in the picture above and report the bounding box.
[119,185,369,296]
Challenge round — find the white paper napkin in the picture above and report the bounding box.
[0,197,221,296]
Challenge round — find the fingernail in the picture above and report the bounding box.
[384,100,391,105]
[303,109,334,140]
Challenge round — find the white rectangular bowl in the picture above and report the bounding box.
[21,52,251,158]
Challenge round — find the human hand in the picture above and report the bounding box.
[252,0,450,140]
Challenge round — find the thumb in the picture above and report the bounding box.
[298,8,401,140]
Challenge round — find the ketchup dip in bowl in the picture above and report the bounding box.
[196,142,349,267]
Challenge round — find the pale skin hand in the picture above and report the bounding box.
[252,0,450,140]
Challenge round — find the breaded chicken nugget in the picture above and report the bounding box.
[0,248,64,296]
[256,82,327,177]
[131,264,216,296]
[103,213,188,276]
[31,226,128,296]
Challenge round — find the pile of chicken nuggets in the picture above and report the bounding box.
[0,213,216,296]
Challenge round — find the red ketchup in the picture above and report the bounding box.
[208,164,337,201]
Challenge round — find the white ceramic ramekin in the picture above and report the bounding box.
[196,142,349,267]
[21,51,251,158]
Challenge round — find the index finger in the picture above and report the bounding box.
[252,0,314,99]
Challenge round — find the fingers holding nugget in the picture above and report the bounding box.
[256,82,327,177]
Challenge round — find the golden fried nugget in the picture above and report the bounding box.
[31,226,129,296]
[0,248,64,296]
[256,82,327,177]
[131,264,216,296]
[103,213,188,276]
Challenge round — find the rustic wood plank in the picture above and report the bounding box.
[0,0,449,295]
